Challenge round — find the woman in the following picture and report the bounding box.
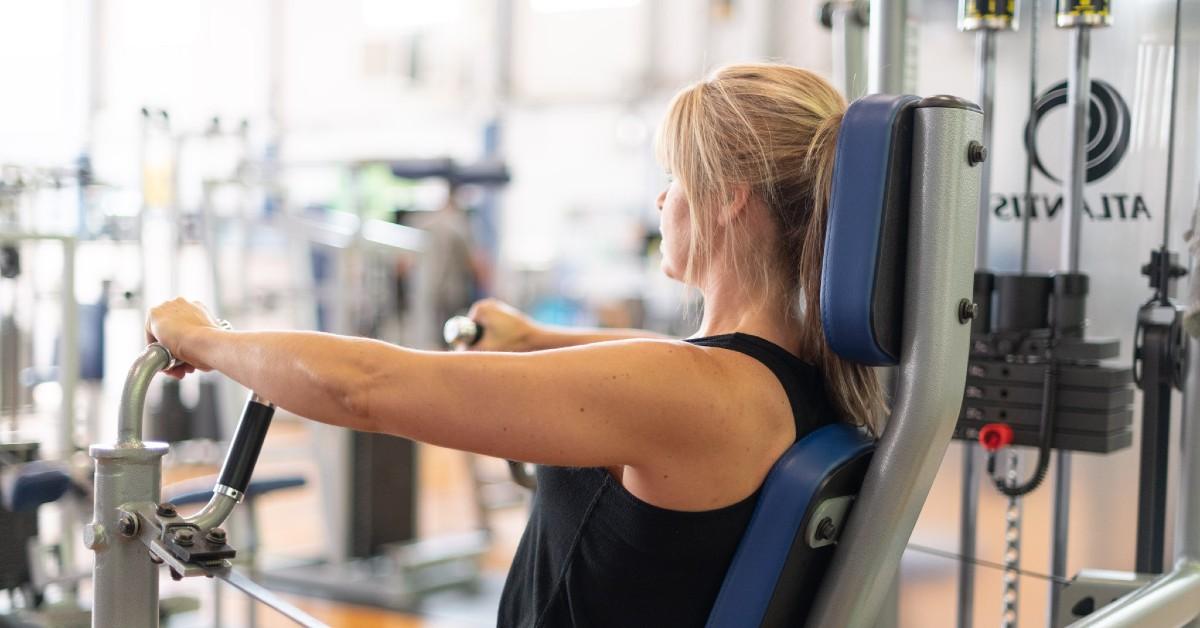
[146,63,884,626]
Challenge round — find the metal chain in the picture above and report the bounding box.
[1002,452,1023,627]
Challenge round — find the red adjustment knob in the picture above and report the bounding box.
[978,423,1014,452]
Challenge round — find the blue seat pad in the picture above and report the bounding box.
[706,423,874,627]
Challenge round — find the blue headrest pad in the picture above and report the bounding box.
[821,94,919,365]
[706,422,874,627]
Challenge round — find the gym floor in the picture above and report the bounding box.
[158,413,527,628]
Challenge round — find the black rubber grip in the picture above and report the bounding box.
[217,398,275,494]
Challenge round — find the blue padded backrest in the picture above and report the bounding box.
[821,94,919,365]
[707,423,874,628]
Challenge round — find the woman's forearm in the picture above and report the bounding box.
[188,327,397,432]
[528,325,669,350]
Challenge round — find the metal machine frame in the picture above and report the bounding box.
[807,100,984,626]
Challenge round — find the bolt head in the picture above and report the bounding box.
[174,529,195,547]
[83,523,107,550]
[959,299,978,324]
[815,517,837,541]
[205,527,227,545]
[117,513,139,538]
[967,141,988,166]
[156,502,178,518]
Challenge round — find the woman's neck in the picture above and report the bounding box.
[694,279,801,355]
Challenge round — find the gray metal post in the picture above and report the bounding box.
[832,2,869,100]
[975,30,996,267]
[807,99,983,628]
[87,344,171,628]
[1050,24,1090,623]
[59,237,80,597]
[1060,27,1089,275]
[868,0,906,94]
[959,24,999,628]
[959,445,979,628]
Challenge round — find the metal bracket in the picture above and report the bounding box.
[1054,569,1153,627]
[807,495,856,549]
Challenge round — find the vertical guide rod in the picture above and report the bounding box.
[1050,23,1090,623]
[974,29,996,268]
[868,0,906,94]
[959,445,979,628]
[959,18,1000,628]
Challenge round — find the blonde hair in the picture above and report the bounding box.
[655,63,886,436]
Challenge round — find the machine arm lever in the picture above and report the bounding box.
[203,562,329,628]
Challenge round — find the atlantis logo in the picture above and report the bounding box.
[994,78,1149,222]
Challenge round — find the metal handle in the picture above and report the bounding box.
[443,315,484,349]
[217,394,275,500]
[507,460,538,491]
[185,394,275,532]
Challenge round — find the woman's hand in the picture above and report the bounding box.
[145,298,223,378]
[466,298,540,352]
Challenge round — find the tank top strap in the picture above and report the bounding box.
[685,332,830,437]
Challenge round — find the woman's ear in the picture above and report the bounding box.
[718,184,751,226]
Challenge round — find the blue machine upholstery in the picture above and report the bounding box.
[1,461,74,513]
[167,476,307,507]
[706,424,873,627]
[709,95,918,627]
[821,94,920,366]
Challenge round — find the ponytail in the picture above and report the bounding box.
[801,112,887,436]
[657,64,887,437]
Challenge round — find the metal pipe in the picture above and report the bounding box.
[90,343,173,627]
[60,237,78,456]
[868,0,906,94]
[1052,21,1091,624]
[1060,27,1090,274]
[1051,450,1072,620]
[117,344,172,445]
[975,29,996,268]
[58,236,80,598]
[1161,0,1182,256]
[1184,335,1200,563]
[185,392,276,532]
[1021,0,1041,274]
[959,447,979,628]
[832,2,868,100]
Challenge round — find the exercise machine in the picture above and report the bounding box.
[86,339,327,627]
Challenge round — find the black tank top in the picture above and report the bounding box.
[497,333,837,627]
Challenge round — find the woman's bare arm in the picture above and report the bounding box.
[468,298,670,351]
[150,299,747,470]
[525,324,669,350]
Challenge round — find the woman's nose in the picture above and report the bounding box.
[655,189,666,211]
